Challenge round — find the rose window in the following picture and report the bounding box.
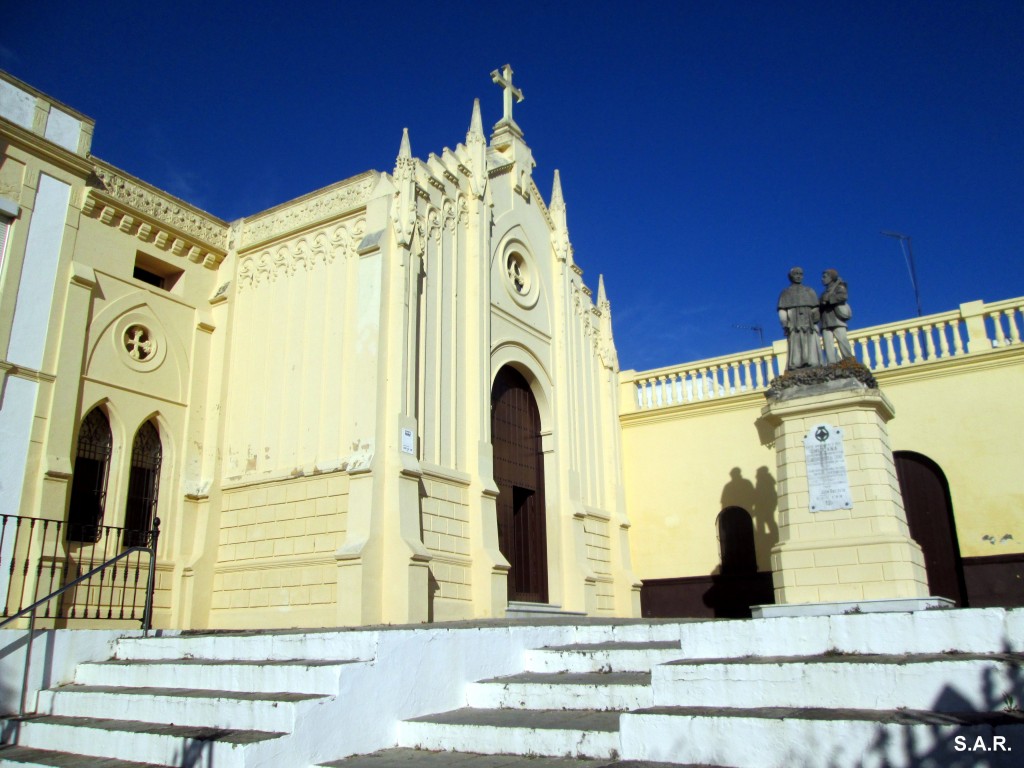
[506,253,529,295]
[124,324,154,362]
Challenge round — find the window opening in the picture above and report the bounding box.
[124,421,162,547]
[67,409,112,542]
[132,266,164,288]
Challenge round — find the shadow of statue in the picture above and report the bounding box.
[720,468,756,513]
[752,466,780,572]
[701,475,776,618]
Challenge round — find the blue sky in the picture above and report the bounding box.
[6,1,1022,371]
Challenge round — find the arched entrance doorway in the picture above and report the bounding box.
[895,451,967,606]
[491,365,548,603]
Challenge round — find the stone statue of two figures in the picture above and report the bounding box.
[778,267,855,372]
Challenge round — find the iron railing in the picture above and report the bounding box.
[1,514,160,624]
[0,515,160,717]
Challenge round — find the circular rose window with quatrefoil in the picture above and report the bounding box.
[114,314,166,372]
[503,248,539,309]
[124,324,155,361]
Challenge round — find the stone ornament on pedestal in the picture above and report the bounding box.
[756,374,935,615]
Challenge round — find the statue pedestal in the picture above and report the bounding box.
[758,383,929,607]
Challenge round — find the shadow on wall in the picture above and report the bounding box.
[720,466,779,571]
[640,467,779,619]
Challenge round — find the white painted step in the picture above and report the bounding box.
[466,672,652,711]
[620,706,1024,768]
[653,652,1024,711]
[15,714,282,767]
[673,609,1024,659]
[73,657,358,695]
[317,748,655,767]
[523,641,683,673]
[113,630,377,663]
[397,708,622,759]
[36,684,323,732]
[0,743,165,767]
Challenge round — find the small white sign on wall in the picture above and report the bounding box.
[803,423,853,512]
[401,428,415,455]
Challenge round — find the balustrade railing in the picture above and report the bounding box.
[1,513,160,625]
[623,297,1024,413]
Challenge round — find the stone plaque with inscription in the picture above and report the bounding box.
[803,423,853,512]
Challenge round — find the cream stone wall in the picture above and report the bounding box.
[209,475,348,627]
[420,469,473,621]
[621,302,1024,589]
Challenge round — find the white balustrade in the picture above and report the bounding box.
[624,296,1024,413]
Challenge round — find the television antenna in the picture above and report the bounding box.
[733,324,764,345]
[881,231,923,317]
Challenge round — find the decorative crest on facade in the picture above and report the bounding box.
[237,217,365,289]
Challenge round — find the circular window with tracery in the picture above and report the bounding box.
[124,324,155,362]
[506,252,529,295]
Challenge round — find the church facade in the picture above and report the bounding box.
[1,69,1021,631]
[0,69,637,629]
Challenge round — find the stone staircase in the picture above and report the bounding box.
[0,630,379,768]
[1,610,1023,767]
[361,610,1024,767]
[396,640,682,759]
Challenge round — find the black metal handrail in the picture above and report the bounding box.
[0,518,160,717]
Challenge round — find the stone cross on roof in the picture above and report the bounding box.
[490,64,523,129]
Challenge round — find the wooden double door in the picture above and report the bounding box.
[491,366,548,603]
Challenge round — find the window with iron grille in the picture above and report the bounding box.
[124,421,161,547]
[67,409,112,542]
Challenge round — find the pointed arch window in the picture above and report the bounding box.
[124,421,162,547]
[67,409,112,542]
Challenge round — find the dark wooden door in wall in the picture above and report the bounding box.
[491,366,548,603]
[895,451,967,606]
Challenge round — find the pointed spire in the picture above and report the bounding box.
[393,127,415,185]
[392,128,416,248]
[398,127,412,161]
[596,274,618,371]
[549,169,570,263]
[551,169,565,211]
[467,99,484,144]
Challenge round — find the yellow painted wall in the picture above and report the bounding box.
[622,341,1024,584]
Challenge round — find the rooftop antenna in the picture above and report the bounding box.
[733,323,764,345]
[881,231,923,317]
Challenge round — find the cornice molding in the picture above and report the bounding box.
[0,118,94,177]
[240,172,378,250]
[0,361,58,384]
[88,161,229,267]
[92,161,228,245]
[620,388,768,427]
[873,343,1024,386]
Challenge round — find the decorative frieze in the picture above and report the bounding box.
[93,165,228,250]
[237,217,366,290]
[241,173,378,248]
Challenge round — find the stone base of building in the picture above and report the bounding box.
[751,596,954,618]
[505,601,587,619]
[760,384,930,607]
